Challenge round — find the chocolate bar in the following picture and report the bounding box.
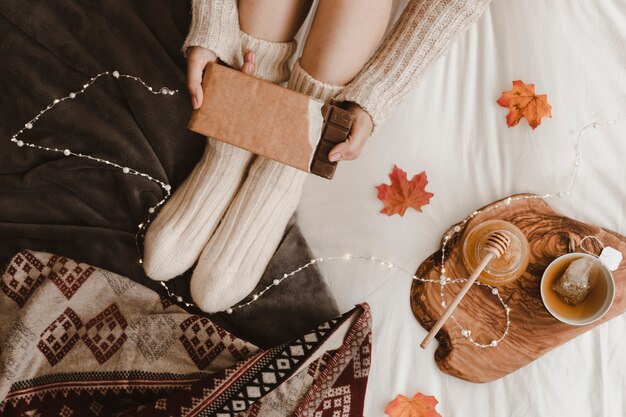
[311,104,354,179]
[187,63,354,180]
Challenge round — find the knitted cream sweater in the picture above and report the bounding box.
[184,0,492,130]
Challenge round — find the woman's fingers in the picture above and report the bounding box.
[241,49,256,76]
[245,48,256,65]
[186,47,217,109]
[186,47,255,110]
[329,131,365,161]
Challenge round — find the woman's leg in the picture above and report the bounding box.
[301,0,393,85]
[142,2,307,281]
[191,0,393,313]
[238,0,313,43]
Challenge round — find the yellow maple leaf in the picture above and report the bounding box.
[497,80,552,129]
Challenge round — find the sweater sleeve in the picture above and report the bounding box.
[182,0,243,68]
[334,0,492,132]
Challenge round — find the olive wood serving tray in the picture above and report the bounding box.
[410,194,625,383]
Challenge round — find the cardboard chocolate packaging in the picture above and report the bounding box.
[188,63,354,179]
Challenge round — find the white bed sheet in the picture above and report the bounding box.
[295,1,626,416]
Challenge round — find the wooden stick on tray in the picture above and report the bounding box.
[420,231,511,349]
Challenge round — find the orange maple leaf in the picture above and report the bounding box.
[375,165,433,216]
[385,393,442,417]
[497,80,552,129]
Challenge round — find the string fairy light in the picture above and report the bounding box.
[8,71,624,349]
[9,70,177,222]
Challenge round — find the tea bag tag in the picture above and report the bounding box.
[599,246,622,271]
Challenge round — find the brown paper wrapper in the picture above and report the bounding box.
[187,63,353,179]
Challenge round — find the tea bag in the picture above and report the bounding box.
[552,257,596,305]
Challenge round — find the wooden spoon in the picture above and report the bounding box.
[420,231,511,349]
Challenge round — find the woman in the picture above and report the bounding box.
[143,0,491,313]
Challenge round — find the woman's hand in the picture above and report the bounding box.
[187,46,217,109]
[328,102,374,162]
[186,47,256,109]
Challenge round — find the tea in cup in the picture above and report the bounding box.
[540,253,615,326]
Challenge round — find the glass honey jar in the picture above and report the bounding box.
[461,219,530,286]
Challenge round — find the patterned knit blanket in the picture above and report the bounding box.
[0,251,371,416]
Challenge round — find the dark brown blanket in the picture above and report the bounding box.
[0,0,338,347]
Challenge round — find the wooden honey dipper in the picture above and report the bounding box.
[420,231,512,349]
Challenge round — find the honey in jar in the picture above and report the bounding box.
[461,220,530,286]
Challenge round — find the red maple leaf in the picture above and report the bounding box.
[375,165,433,216]
[385,393,442,417]
[497,80,552,129]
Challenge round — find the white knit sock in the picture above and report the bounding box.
[191,60,344,312]
[143,33,297,281]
